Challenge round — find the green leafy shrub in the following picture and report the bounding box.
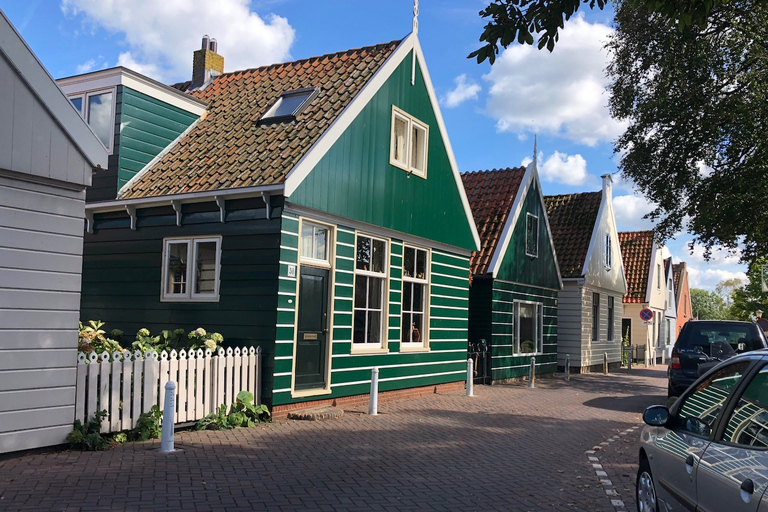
[130,327,223,354]
[130,405,163,441]
[67,410,110,451]
[196,391,270,431]
[78,321,124,355]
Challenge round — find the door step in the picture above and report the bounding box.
[287,406,344,421]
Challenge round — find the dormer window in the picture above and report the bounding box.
[68,89,115,152]
[260,87,318,124]
[390,106,428,177]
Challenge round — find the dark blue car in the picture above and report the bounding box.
[668,320,768,397]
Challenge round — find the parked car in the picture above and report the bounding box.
[638,349,768,512]
[668,320,768,397]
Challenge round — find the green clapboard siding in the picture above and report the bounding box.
[470,179,561,381]
[80,197,282,406]
[271,225,471,406]
[117,86,199,190]
[288,51,476,252]
[495,179,560,289]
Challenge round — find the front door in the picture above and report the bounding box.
[295,266,329,390]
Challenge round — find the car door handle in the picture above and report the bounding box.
[741,479,754,495]
[685,454,695,475]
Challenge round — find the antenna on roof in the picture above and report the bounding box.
[411,0,419,86]
[413,0,419,35]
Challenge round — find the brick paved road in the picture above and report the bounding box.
[0,366,667,512]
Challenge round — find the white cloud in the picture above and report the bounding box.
[613,194,656,231]
[76,59,95,73]
[687,266,747,291]
[532,151,588,185]
[482,14,624,146]
[680,241,742,266]
[116,52,161,79]
[441,74,481,108]
[61,0,295,82]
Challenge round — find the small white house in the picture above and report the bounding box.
[0,10,107,453]
[545,175,627,372]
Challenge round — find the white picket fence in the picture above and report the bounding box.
[75,346,262,434]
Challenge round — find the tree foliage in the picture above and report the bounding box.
[730,258,768,320]
[607,0,768,263]
[469,0,729,62]
[691,288,731,319]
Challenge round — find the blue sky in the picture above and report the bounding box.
[1,0,746,291]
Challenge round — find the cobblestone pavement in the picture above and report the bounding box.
[0,366,667,511]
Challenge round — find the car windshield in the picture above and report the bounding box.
[682,323,762,352]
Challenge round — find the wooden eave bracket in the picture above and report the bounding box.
[215,196,226,223]
[262,191,271,220]
[125,205,137,230]
[171,200,182,227]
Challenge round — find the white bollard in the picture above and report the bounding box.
[369,367,379,416]
[528,356,536,388]
[604,352,609,375]
[564,353,570,381]
[160,381,176,453]
[467,358,474,397]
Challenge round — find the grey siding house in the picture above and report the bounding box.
[0,10,107,453]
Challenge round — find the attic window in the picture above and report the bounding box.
[390,106,428,177]
[260,87,318,124]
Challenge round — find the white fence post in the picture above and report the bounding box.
[528,356,536,388]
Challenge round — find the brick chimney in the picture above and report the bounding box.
[191,35,224,90]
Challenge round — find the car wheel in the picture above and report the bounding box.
[636,458,658,512]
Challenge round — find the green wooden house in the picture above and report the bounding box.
[78,32,480,412]
[462,162,562,382]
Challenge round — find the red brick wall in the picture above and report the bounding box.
[272,381,465,420]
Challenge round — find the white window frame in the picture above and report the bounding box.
[68,87,116,153]
[401,244,430,351]
[352,234,389,351]
[389,106,428,178]
[514,300,543,354]
[299,220,332,268]
[604,233,612,270]
[525,213,539,258]
[161,236,222,302]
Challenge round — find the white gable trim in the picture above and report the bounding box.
[645,240,660,303]
[582,191,628,293]
[283,33,481,251]
[0,11,106,170]
[487,163,563,288]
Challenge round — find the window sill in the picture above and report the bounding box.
[400,345,430,353]
[291,387,332,399]
[350,346,389,355]
[160,296,220,303]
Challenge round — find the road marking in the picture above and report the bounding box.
[586,424,642,512]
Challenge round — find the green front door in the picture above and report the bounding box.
[295,266,329,389]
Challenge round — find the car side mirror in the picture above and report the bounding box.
[643,405,670,426]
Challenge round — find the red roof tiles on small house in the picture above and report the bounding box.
[461,168,526,276]
[543,192,601,279]
[119,41,401,199]
[619,230,655,303]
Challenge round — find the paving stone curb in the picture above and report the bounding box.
[587,424,642,512]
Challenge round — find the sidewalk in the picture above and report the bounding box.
[0,366,667,511]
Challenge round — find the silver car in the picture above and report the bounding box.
[638,349,768,512]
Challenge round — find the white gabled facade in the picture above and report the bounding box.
[549,175,627,372]
[0,11,107,454]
